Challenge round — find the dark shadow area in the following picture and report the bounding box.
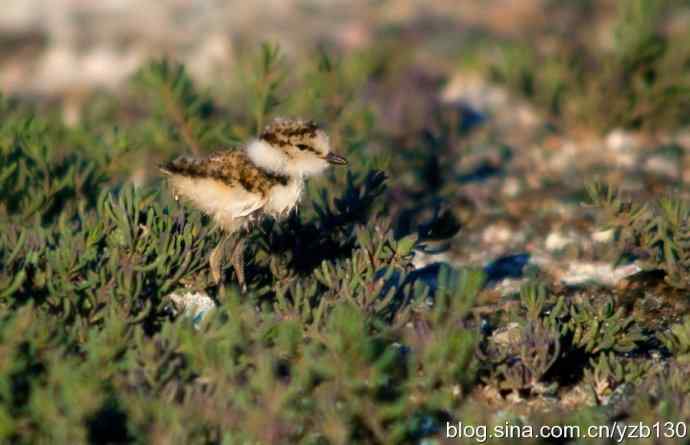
[395,199,462,244]
[456,160,503,184]
[483,253,531,285]
[456,146,513,185]
[454,102,486,132]
[250,170,387,278]
[403,262,455,294]
[87,397,132,445]
[541,334,590,389]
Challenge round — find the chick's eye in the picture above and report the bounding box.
[296,144,310,151]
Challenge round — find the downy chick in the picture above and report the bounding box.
[161,118,348,289]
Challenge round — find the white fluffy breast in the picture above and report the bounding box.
[265,178,303,217]
[246,137,330,178]
[246,139,288,173]
[169,176,265,231]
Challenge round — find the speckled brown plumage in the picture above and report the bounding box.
[261,118,318,140]
[161,150,289,197]
[259,119,322,155]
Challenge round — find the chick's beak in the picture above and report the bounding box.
[325,152,348,166]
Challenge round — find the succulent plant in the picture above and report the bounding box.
[588,182,690,290]
[0,35,688,442]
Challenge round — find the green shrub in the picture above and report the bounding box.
[0,36,687,443]
[487,0,690,131]
[0,50,489,441]
[588,182,690,289]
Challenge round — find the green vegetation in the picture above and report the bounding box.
[485,0,690,131]
[2,4,690,441]
[588,182,690,290]
[0,49,484,443]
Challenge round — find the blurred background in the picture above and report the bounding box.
[2,1,685,100]
[0,0,475,96]
[1,0,690,280]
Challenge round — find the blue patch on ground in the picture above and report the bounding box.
[483,253,530,283]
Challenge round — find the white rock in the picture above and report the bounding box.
[440,73,508,112]
[491,322,521,347]
[168,290,216,327]
[606,128,640,152]
[592,229,614,243]
[32,45,144,93]
[545,232,573,251]
[492,277,526,297]
[501,177,521,197]
[561,262,641,286]
[482,224,513,244]
[187,32,234,81]
[644,156,679,179]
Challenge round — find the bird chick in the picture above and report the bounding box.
[161,117,348,289]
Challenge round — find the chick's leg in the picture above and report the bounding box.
[209,233,230,284]
[230,237,247,292]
